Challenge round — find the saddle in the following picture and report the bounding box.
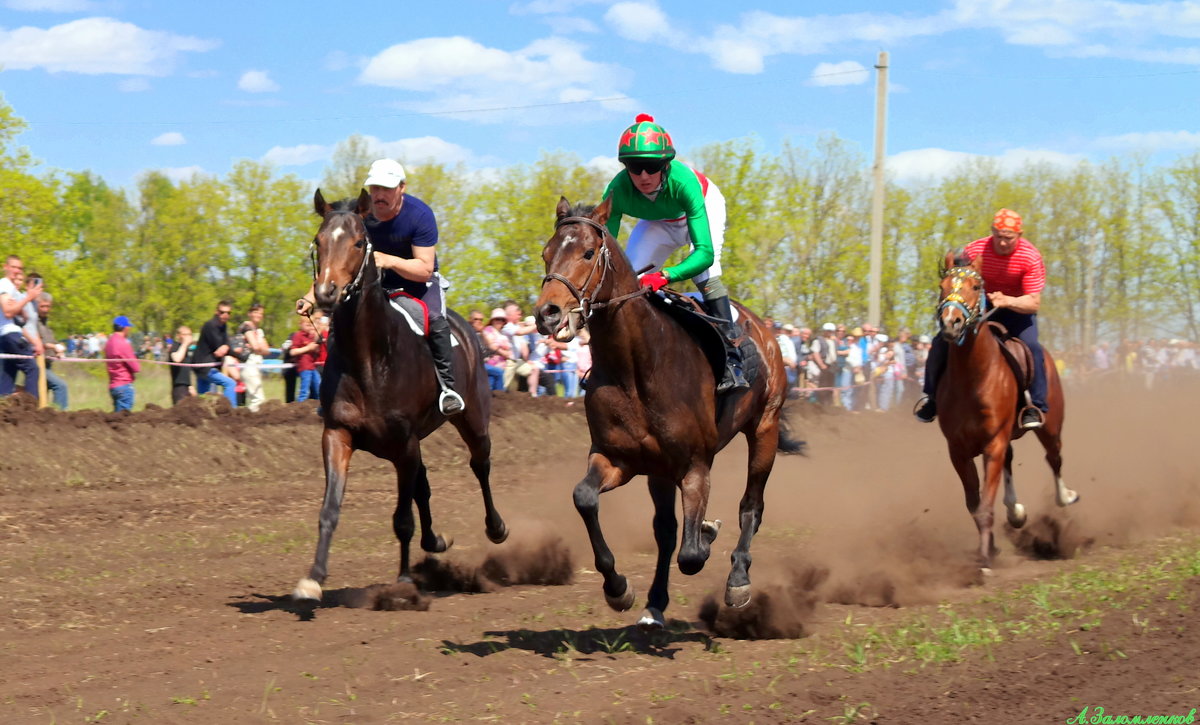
[985,321,1036,409]
[648,289,760,391]
[385,290,459,348]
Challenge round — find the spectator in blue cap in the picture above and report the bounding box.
[104,314,140,411]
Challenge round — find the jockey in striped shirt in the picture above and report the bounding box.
[915,208,1049,430]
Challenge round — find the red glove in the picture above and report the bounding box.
[639,271,670,291]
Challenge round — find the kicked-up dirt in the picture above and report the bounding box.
[0,378,1198,723]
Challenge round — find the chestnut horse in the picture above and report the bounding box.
[292,190,508,603]
[934,250,1079,574]
[534,197,803,629]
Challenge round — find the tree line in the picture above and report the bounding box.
[3,95,1198,351]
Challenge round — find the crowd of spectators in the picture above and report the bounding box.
[469,300,589,400]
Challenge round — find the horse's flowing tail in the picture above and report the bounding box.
[776,410,806,456]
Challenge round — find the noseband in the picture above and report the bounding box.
[541,216,647,322]
[937,266,989,344]
[311,213,374,305]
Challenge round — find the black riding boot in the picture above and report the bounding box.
[705,295,750,392]
[427,316,464,416]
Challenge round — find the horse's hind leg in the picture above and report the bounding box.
[726,421,780,608]
[413,463,452,553]
[676,463,714,577]
[1036,425,1078,507]
[573,453,634,612]
[1003,444,1027,529]
[294,427,354,602]
[391,446,422,582]
[638,476,678,631]
[453,417,508,544]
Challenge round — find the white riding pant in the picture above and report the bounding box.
[624,182,726,285]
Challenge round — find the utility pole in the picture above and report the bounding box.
[868,51,888,328]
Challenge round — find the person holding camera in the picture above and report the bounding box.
[193,300,239,407]
[236,303,270,412]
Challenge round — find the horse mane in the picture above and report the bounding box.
[567,202,596,218]
[329,197,360,213]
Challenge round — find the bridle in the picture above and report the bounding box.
[540,216,647,323]
[937,265,991,345]
[310,211,374,307]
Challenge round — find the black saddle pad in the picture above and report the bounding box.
[648,290,760,390]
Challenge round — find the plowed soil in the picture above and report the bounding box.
[1,380,1198,724]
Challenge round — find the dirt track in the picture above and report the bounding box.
[1,381,1198,723]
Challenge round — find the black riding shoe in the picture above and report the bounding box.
[707,295,750,393]
[717,362,750,393]
[428,317,465,416]
[913,395,937,423]
[1019,407,1044,430]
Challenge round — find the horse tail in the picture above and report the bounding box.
[776,409,806,456]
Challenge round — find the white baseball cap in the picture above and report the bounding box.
[363,159,406,189]
[822,322,836,332]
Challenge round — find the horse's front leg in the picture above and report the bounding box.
[1002,444,1027,529]
[676,462,714,577]
[293,427,354,601]
[948,447,984,572]
[573,452,633,612]
[977,441,1009,573]
[413,463,453,554]
[638,476,678,630]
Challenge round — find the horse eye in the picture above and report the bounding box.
[583,248,595,260]
[355,238,366,249]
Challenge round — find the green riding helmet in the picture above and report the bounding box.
[617,113,676,162]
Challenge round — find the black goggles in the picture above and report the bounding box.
[623,159,667,176]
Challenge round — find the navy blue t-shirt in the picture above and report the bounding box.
[364,194,439,297]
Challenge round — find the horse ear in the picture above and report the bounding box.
[355,188,371,216]
[314,189,328,217]
[941,249,957,273]
[592,196,612,227]
[556,196,571,220]
[970,253,984,272]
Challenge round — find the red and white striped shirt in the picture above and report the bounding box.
[965,236,1046,298]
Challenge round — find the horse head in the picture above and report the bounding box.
[311,188,372,311]
[937,248,986,343]
[535,196,636,342]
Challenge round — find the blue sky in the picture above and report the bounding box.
[2,0,1199,189]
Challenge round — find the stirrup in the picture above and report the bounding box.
[717,365,749,393]
[913,395,936,423]
[438,389,465,416]
[1019,405,1044,430]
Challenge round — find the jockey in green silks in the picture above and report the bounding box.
[601,113,749,392]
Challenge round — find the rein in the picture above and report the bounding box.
[541,216,648,322]
[937,266,991,345]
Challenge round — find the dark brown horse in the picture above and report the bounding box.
[934,250,1079,574]
[534,197,803,629]
[292,190,508,602]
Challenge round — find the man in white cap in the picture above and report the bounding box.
[312,158,465,416]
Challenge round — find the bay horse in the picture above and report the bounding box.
[933,250,1079,574]
[534,197,804,629]
[292,190,508,602]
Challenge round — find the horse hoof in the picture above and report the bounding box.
[487,521,509,545]
[725,584,751,608]
[605,586,635,612]
[637,607,665,631]
[701,519,722,544]
[293,578,322,602]
[980,567,994,578]
[1007,503,1027,529]
[1058,490,1080,507]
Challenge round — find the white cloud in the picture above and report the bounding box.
[262,135,474,168]
[150,131,185,146]
[263,143,330,167]
[358,36,630,123]
[0,17,217,75]
[604,2,670,43]
[3,0,95,11]
[118,77,150,92]
[1096,130,1200,151]
[888,147,1086,184]
[809,60,869,87]
[160,165,206,183]
[237,69,279,93]
[585,155,623,177]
